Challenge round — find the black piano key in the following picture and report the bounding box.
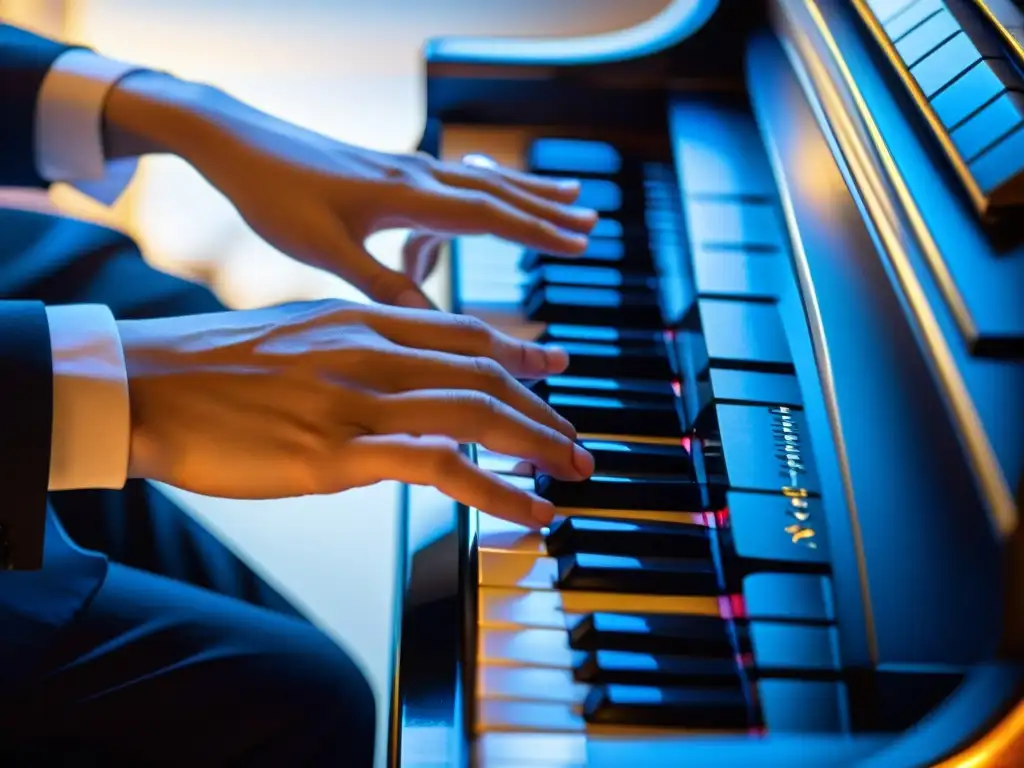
[584,684,751,729]
[536,474,706,512]
[684,299,794,375]
[525,285,662,328]
[539,324,665,348]
[688,368,803,431]
[572,178,626,213]
[520,237,652,271]
[708,404,821,495]
[742,573,835,622]
[591,217,635,239]
[580,439,694,476]
[547,392,681,437]
[568,612,743,656]
[527,138,623,176]
[529,264,658,291]
[551,341,671,380]
[529,375,676,403]
[575,650,739,687]
[746,623,840,680]
[724,491,830,569]
[545,517,710,558]
[556,553,720,595]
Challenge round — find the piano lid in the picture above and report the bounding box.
[425,0,721,67]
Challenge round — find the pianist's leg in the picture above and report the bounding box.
[0,207,376,764]
[0,558,376,766]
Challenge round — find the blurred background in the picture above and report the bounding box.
[0,1,669,764]
[3,0,668,309]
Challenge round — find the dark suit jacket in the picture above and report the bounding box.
[0,23,108,692]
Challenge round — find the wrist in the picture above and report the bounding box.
[103,71,233,162]
[116,318,165,481]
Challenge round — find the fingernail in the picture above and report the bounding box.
[572,443,595,478]
[567,206,598,222]
[561,233,589,252]
[530,495,556,526]
[556,179,580,191]
[543,344,569,373]
[395,289,433,310]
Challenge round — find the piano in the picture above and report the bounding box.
[389,0,1024,765]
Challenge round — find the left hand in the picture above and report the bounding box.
[106,73,597,309]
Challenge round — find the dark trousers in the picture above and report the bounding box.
[0,209,376,766]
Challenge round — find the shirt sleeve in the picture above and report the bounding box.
[46,304,130,491]
[35,49,146,205]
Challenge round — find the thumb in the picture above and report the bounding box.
[401,231,445,285]
[327,225,438,310]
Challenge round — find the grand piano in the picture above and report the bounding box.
[388,1,1024,765]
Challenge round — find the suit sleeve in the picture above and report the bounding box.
[0,301,52,570]
[0,24,84,188]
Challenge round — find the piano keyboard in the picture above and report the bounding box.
[396,2,1024,765]
[444,116,853,766]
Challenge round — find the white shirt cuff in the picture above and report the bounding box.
[35,50,145,205]
[46,304,130,491]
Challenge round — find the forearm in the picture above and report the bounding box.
[103,72,261,167]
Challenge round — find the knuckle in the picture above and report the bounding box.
[446,390,497,416]
[452,312,490,340]
[383,161,420,185]
[466,191,495,214]
[424,442,464,475]
[366,268,416,304]
[470,355,504,383]
[292,433,335,492]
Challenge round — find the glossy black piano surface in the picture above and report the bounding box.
[390,1,1024,765]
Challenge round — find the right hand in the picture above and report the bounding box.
[117,299,594,528]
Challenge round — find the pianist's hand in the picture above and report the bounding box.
[105,73,597,310]
[117,299,593,527]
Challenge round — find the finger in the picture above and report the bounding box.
[462,153,581,204]
[496,167,583,204]
[359,306,569,378]
[322,224,439,310]
[358,347,576,440]
[404,187,590,256]
[435,163,596,235]
[401,231,444,284]
[371,390,594,481]
[333,434,554,528]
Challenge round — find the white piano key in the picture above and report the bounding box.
[479,588,574,630]
[479,550,559,590]
[554,508,706,524]
[478,587,722,630]
[476,698,691,737]
[479,627,582,668]
[475,733,587,768]
[457,278,525,304]
[477,666,588,705]
[477,699,588,733]
[478,513,546,555]
[476,449,529,474]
